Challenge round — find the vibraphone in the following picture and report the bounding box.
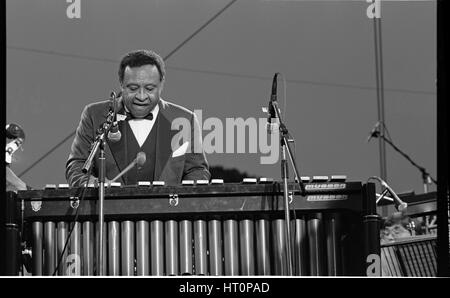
[380,191,445,277]
[381,235,437,276]
[5,178,379,276]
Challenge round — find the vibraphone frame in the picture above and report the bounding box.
[3,181,380,276]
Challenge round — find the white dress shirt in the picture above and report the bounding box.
[127,104,160,147]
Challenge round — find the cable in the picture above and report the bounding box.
[18,131,75,178]
[7,46,436,96]
[52,169,92,276]
[7,46,118,63]
[371,119,437,185]
[379,121,394,143]
[163,0,238,61]
[383,135,437,185]
[168,66,435,96]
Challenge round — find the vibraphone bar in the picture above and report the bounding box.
[6,180,379,276]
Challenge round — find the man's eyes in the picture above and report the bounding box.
[127,86,154,92]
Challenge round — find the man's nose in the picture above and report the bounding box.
[135,88,147,101]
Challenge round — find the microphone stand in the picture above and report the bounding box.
[269,100,306,276]
[81,94,116,276]
[371,131,437,193]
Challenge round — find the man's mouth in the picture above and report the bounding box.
[133,102,149,107]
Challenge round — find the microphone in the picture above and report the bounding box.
[371,176,407,211]
[107,122,122,143]
[107,92,122,142]
[267,73,279,133]
[271,72,278,103]
[367,121,380,142]
[110,152,146,183]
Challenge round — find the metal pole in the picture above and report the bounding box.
[268,74,306,276]
[271,100,305,276]
[97,141,106,276]
[363,183,381,276]
[4,191,20,275]
[281,144,293,276]
[373,16,388,217]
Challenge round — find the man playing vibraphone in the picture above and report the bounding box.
[66,49,210,186]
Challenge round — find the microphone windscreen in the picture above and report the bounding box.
[108,127,122,143]
[271,73,278,96]
[136,151,146,167]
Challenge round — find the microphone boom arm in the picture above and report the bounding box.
[82,103,115,174]
[80,91,116,275]
[370,129,437,190]
[267,84,306,276]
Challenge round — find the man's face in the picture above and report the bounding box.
[121,64,163,118]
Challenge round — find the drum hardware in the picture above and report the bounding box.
[69,196,80,209]
[31,200,42,212]
[169,194,179,207]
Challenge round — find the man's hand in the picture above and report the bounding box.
[84,175,112,187]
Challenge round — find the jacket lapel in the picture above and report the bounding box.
[154,100,174,181]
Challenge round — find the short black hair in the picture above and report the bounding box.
[118,49,166,84]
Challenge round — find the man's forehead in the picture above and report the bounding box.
[123,64,160,81]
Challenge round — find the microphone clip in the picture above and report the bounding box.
[367,122,381,143]
[369,130,380,139]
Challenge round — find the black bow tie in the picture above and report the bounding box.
[125,111,153,121]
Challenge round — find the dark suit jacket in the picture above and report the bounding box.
[66,98,210,187]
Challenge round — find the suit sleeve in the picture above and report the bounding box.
[182,112,211,181]
[65,105,96,187]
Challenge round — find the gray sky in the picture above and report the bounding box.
[6,0,436,195]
